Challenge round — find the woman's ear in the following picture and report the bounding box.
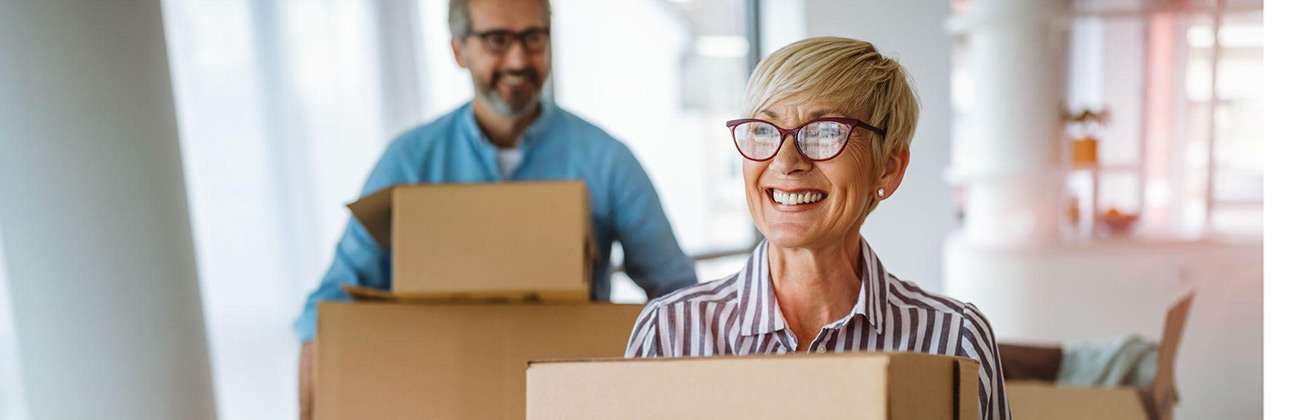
[877,147,911,199]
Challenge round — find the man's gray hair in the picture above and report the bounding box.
[449,0,552,39]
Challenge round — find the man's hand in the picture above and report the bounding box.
[299,341,315,420]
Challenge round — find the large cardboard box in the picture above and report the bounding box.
[347,181,592,301]
[315,301,642,420]
[527,352,980,420]
[1004,294,1193,420]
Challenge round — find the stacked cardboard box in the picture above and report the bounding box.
[344,182,593,301]
[314,182,643,420]
[527,352,982,420]
[1002,294,1194,420]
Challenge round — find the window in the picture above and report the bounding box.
[951,0,1264,241]
[163,1,395,418]
[1186,9,1264,235]
[1088,0,1266,238]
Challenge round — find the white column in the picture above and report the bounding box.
[951,0,1069,246]
[803,0,955,291]
[0,1,217,420]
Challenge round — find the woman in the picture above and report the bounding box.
[625,37,1010,420]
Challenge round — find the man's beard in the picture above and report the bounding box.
[478,68,545,118]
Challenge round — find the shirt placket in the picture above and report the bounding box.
[809,319,856,352]
[808,328,833,352]
[778,330,797,353]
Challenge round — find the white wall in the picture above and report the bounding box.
[0,1,217,419]
[947,238,1263,420]
[802,0,955,290]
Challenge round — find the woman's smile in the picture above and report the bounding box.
[765,187,828,211]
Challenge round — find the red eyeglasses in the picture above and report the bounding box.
[726,117,886,161]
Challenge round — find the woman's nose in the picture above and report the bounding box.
[768,133,811,175]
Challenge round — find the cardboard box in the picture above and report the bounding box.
[314,301,642,420]
[1004,294,1193,420]
[347,181,592,301]
[527,352,980,420]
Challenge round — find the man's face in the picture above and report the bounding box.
[452,0,551,118]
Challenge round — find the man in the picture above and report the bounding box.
[294,0,697,417]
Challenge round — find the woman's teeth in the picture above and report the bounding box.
[771,190,825,206]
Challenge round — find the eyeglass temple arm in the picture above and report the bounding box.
[859,118,887,137]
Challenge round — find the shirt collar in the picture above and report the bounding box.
[457,100,558,179]
[459,100,557,149]
[521,99,557,143]
[859,237,889,335]
[735,237,889,337]
[735,241,783,337]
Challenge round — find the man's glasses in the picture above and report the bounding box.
[725,117,887,161]
[466,27,550,54]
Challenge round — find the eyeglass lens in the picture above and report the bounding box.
[733,120,851,160]
[479,29,549,53]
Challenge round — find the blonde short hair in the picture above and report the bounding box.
[742,37,919,173]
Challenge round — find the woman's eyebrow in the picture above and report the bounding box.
[807,110,834,119]
[757,109,838,120]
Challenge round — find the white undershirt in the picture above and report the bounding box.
[496,146,525,179]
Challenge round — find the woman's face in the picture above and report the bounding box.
[742,94,899,249]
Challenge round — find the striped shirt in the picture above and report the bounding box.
[625,238,1011,420]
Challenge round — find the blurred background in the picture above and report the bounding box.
[0,0,1267,419]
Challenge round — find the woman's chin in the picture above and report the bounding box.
[761,225,825,249]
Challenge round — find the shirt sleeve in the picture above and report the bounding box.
[624,301,664,358]
[292,139,419,342]
[606,144,698,299]
[958,303,1013,420]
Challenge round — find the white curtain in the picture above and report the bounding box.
[162,1,445,418]
[0,225,29,420]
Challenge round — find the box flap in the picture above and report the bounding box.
[885,353,980,420]
[342,285,398,301]
[956,358,980,420]
[342,285,545,304]
[346,186,396,249]
[1148,293,1194,420]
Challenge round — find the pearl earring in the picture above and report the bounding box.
[876,187,887,199]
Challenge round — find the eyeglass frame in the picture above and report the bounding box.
[724,117,888,162]
[463,27,551,54]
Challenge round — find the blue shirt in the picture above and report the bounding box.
[294,101,698,341]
